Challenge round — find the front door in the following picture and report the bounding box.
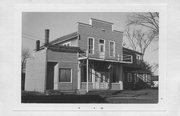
[94,72,109,89]
[99,39,105,59]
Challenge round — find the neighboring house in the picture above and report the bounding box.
[151,75,159,88]
[25,18,151,93]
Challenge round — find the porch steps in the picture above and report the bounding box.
[76,89,87,95]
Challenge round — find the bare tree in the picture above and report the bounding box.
[151,63,159,74]
[127,12,159,38]
[124,28,155,60]
[22,48,31,73]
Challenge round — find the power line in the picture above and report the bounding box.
[22,36,37,41]
[22,33,44,40]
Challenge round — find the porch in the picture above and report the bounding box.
[78,59,124,92]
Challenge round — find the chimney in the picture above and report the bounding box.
[45,29,50,46]
[36,40,40,51]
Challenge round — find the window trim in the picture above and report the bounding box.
[59,68,72,83]
[87,37,95,54]
[127,73,132,82]
[109,41,115,57]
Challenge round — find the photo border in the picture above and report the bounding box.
[13,3,167,111]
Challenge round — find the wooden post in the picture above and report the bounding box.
[86,50,89,93]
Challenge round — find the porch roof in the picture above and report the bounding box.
[130,70,151,74]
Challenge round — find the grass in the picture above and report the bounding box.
[105,89,158,103]
[22,89,158,103]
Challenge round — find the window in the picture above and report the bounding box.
[59,68,71,82]
[136,54,142,64]
[99,39,105,52]
[136,54,141,60]
[127,73,132,82]
[88,37,94,54]
[109,41,115,57]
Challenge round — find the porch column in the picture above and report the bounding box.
[54,63,59,90]
[77,61,81,90]
[85,49,89,92]
[119,65,123,90]
[92,67,95,89]
[86,58,89,92]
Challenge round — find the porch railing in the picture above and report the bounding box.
[78,51,133,64]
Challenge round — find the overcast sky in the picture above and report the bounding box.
[22,12,158,74]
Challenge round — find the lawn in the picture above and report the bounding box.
[105,89,158,103]
[22,89,158,103]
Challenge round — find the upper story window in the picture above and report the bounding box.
[63,42,71,46]
[136,54,141,60]
[136,54,142,64]
[99,39,105,52]
[88,37,94,54]
[109,41,115,57]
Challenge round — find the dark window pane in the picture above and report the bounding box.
[59,68,71,82]
[99,39,104,44]
[88,38,94,54]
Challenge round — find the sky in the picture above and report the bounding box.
[22,12,158,74]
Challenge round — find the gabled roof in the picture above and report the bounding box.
[123,47,143,55]
[49,32,78,45]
